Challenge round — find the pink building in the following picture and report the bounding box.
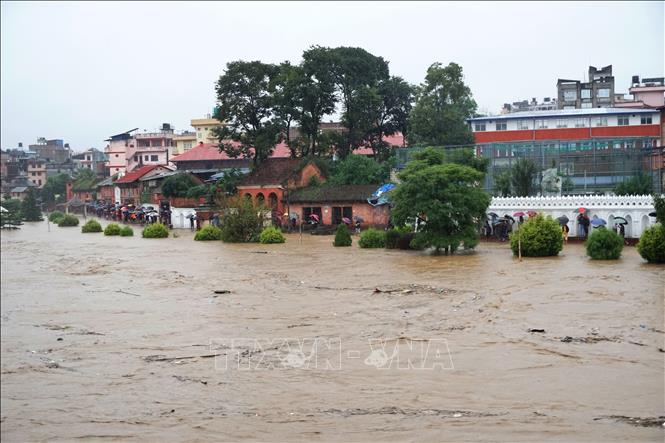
[104,124,174,175]
[104,128,138,176]
[615,77,665,109]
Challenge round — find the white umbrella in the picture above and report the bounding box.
[0,206,8,213]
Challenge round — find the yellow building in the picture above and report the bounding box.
[191,116,225,145]
[172,132,197,155]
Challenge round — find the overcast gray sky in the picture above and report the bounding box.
[2,1,663,152]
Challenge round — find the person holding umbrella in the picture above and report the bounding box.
[557,215,570,244]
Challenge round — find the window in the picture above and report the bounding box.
[641,116,653,124]
[556,119,568,128]
[115,154,119,157]
[581,89,591,99]
[563,90,577,101]
[496,122,507,131]
[535,119,548,129]
[86,155,91,161]
[134,156,138,161]
[474,123,486,131]
[150,155,158,161]
[595,117,608,127]
[581,102,592,108]
[332,206,353,225]
[302,207,322,221]
[115,168,119,171]
[574,118,586,128]
[144,155,149,161]
[38,180,41,186]
[31,172,35,176]
[563,106,576,110]
[617,116,629,126]
[517,120,530,130]
[597,88,610,98]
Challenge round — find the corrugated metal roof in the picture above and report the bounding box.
[468,107,656,122]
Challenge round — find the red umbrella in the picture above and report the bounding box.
[342,217,352,225]
[513,211,526,217]
[527,210,538,217]
[577,207,586,214]
[309,214,320,222]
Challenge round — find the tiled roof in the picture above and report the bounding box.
[238,158,304,187]
[172,141,292,163]
[115,165,161,184]
[288,185,381,203]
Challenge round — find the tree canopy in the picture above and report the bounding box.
[510,158,538,197]
[21,188,43,221]
[408,62,477,147]
[392,148,490,254]
[161,173,200,198]
[41,172,71,203]
[614,172,653,196]
[329,154,391,186]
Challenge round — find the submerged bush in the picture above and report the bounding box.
[57,214,79,227]
[81,219,102,233]
[259,226,285,244]
[120,226,134,237]
[195,225,223,241]
[509,214,562,257]
[48,211,64,222]
[333,224,352,247]
[637,224,665,263]
[358,228,386,248]
[104,223,121,236]
[220,197,263,243]
[586,227,623,260]
[142,222,169,238]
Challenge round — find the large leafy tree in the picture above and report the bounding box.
[213,61,282,167]
[614,172,653,196]
[72,168,97,191]
[273,62,304,157]
[392,148,490,254]
[493,169,512,197]
[41,172,71,204]
[329,154,391,185]
[161,173,200,198]
[511,158,538,197]
[328,47,390,158]
[409,62,477,146]
[21,188,43,221]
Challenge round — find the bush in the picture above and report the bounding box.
[259,226,285,244]
[358,228,386,248]
[48,211,65,222]
[104,223,122,236]
[385,226,413,249]
[220,197,264,243]
[509,214,563,257]
[57,214,79,227]
[195,225,223,241]
[142,222,169,238]
[586,227,623,260]
[333,224,352,247]
[81,219,102,233]
[120,226,134,237]
[637,224,665,263]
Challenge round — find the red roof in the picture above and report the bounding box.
[238,158,305,187]
[115,165,162,184]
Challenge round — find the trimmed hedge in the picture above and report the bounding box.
[259,226,285,244]
[333,224,352,247]
[509,214,563,257]
[195,225,223,241]
[358,228,386,248]
[637,224,665,263]
[81,219,102,233]
[57,214,79,227]
[104,223,122,236]
[48,211,65,223]
[142,222,169,238]
[586,227,623,260]
[120,226,134,237]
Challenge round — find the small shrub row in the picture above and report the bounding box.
[120,226,134,237]
[142,222,169,238]
[48,211,65,223]
[81,219,102,233]
[195,225,223,241]
[358,228,385,248]
[104,223,122,236]
[259,227,285,244]
[57,214,79,227]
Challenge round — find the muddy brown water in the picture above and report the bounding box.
[1,220,664,442]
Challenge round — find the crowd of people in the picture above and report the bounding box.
[88,202,172,227]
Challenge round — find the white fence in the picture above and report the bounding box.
[489,194,659,238]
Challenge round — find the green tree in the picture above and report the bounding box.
[214,169,245,196]
[41,172,70,204]
[273,62,304,157]
[494,169,512,197]
[21,188,43,221]
[392,150,490,254]
[330,154,390,185]
[653,194,665,224]
[408,62,477,146]
[72,168,97,192]
[161,173,200,198]
[511,158,538,197]
[213,61,282,167]
[220,196,265,242]
[614,172,653,196]
[297,46,338,157]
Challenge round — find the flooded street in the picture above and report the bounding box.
[1,220,664,442]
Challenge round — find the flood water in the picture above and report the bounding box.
[1,220,664,442]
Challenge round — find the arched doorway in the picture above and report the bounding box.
[268,192,278,209]
[244,193,252,201]
[641,214,650,236]
[623,214,633,238]
[256,193,265,206]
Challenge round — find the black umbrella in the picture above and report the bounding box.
[556,215,569,225]
[488,212,499,218]
[649,211,657,217]
[612,216,628,225]
[503,214,515,222]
